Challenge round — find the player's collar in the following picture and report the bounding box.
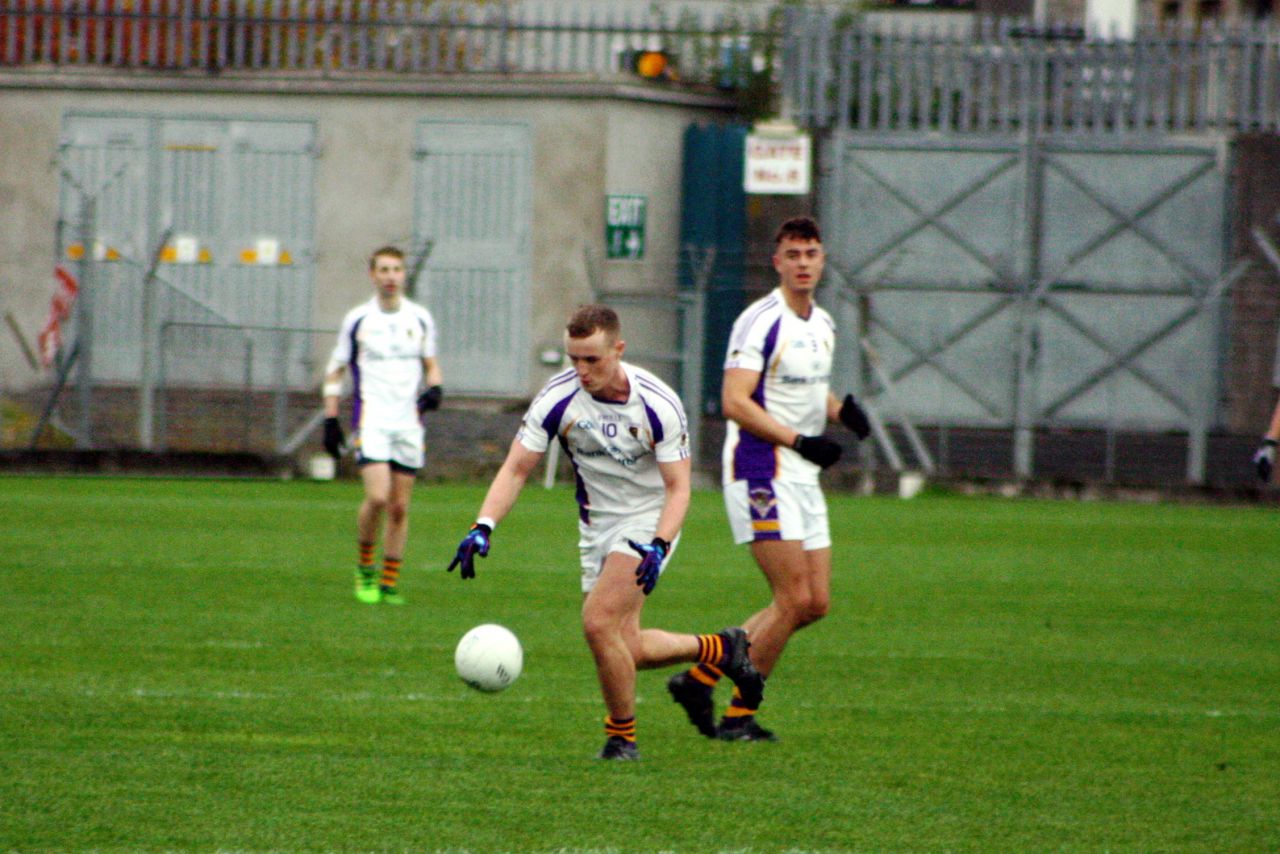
[776,286,815,320]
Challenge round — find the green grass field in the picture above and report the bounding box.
[1,475,1277,852]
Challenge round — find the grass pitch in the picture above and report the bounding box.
[1,475,1277,852]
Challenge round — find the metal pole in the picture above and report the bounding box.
[243,338,254,451]
[138,226,172,451]
[156,321,169,452]
[1012,135,1044,479]
[75,196,97,449]
[274,332,289,452]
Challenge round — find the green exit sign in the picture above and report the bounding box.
[605,194,646,260]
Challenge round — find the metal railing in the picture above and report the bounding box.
[785,10,1280,134]
[0,0,776,84]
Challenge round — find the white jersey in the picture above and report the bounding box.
[517,362,690,523]
[722,288,835,485]
[329,296,438,431]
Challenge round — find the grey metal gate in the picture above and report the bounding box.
[413,119,532,396]
[819,133,1237,482]
[59,113,317,388]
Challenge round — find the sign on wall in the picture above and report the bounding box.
[605,194,646,259]
[744,130,811,195]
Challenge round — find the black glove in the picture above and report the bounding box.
[839,393,871,440]
[793,434,842,469]
[417,385,443,414]
[1253,438,1276,483]
[322,417,345,460]
[627,537,669,596]
[447,523,491,580]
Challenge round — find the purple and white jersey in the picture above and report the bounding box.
[722,288,835,485]
[517,362,690,522]
[328,297,437,431]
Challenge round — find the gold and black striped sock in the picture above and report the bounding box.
[687,662,722,686]
[358,541,376,574]
[695,633,725,668]
[604,715,637,743]
[380,556,402,590]
[724,686,758,719]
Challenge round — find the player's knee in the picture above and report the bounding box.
[386,500,409,524]
[799,595,829,627]
[581,611,613,649]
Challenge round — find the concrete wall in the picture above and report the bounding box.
[0,76,736,402]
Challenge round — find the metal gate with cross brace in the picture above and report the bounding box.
[819,132,1245,483]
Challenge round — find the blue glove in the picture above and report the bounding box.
[627,537,669,595]
[447,523,491,580]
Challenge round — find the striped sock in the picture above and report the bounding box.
[724,686,758,718]
[604,715,636,743]
[358,541,376,575]
[687,662,722,686]
[695,633,726,668]
[380,555,402,590]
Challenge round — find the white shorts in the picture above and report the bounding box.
[354,423,424,471]
[724,478,830,550]
[577,511,680,593]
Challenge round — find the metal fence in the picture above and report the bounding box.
[0,0,776,82]
[154,321,334,453]
[784,10,1280,134]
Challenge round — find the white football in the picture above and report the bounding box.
[454,623,523,692]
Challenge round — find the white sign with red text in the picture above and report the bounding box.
[744,133,811,195]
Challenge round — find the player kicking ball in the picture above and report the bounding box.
[446,304,764,760]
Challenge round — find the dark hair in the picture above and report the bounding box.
[774,217,822,245]
[368,245,406,269]
[566,304,621,340]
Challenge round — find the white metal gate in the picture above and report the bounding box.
[413,119,532,396]
[59,113,317,387]
[819,133,1237,480]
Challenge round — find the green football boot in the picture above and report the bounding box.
[354,568,380,604]
[379,585,405,605]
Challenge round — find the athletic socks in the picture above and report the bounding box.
[380,555,402,590]
[604,715,637,743]
[692,635,759,714]
[693,634,729,684]
[724,687,758,718]
[358,540,376,575]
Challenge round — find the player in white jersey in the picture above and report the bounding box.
[445,304,763,760]
[321,246,443,605]
[668,217,871,743]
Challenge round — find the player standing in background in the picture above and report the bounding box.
[445,304,764,761]
[322,245,443,605]
[1251,344,1280,482]
[668,216,871,742]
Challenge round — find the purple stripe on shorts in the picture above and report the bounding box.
[745,478,782,542]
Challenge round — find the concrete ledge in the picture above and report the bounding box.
[0,66,742,108]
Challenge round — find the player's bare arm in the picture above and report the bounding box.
[322,365,345,418]
[476,438,544,527]
[423,356,443,389]
[825,391,843,425]
[722,366,800,447]
[652,457,692,544]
